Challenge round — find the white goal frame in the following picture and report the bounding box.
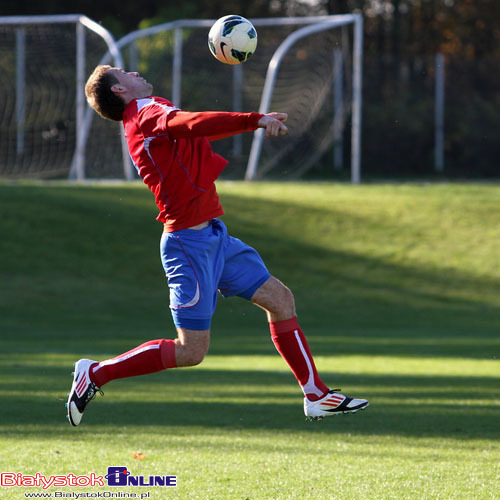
[88,15,363,183]
[0,15,124,180]
[245,15,363,183]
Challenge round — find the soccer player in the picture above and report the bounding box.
[66,65,369,426]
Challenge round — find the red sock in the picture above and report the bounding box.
[269,317,329,401]
[90,339,176,387]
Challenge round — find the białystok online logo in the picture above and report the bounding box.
[1,467,177,490]
[104,467,176,487]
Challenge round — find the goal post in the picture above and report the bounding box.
[245,14,363,183]
[0,15,123,180]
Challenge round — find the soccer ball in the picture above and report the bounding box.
[208,15,257,65]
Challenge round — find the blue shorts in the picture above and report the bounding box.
[160,219,270,330]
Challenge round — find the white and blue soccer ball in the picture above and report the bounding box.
[208,15,258,65]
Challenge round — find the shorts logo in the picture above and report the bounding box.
[173,282,200,308]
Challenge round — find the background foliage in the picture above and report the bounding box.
[4,0,499,178]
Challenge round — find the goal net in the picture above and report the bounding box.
[0,15,122,179]
[0,15,361,182]
[109,15,361,182]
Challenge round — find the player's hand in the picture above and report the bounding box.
[258,112,288,137]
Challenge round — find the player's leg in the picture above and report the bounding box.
[250,276,329,400]
[91,327,210,387]
[251,276,369,420]
[67,224,220,426]
[90,327,209,384]
[249,275,295,322]
[67,329,210,426]
[214,226,350,415]
[173,328,211,366]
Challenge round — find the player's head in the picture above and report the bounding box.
[85,65,153,121]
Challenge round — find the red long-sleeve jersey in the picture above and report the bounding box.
[122,96,263,231]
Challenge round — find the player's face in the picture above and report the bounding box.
[110,68,153,98]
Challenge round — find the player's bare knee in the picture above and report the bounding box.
[283,284,295,306]
[252,276,296,317]
[279,284,295,316]
[176,346,207,367]
[183,350,206,367]
[266,281,295,317]
[174,329,210,367]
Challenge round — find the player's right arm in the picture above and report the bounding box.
[165,110,265,141]
[129,98,287,141]
[257,112,288,137]
[165,110,288,140]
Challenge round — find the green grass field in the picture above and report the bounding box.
[1,181,499,500]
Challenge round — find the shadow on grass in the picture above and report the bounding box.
[220,193,500,328]
[1,185,499,443]
[2,366,499,441]
[2,328,499,360]
[2,185,499,359]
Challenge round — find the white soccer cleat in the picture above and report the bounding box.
[304,389,369,421]
[66,358,102,426]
